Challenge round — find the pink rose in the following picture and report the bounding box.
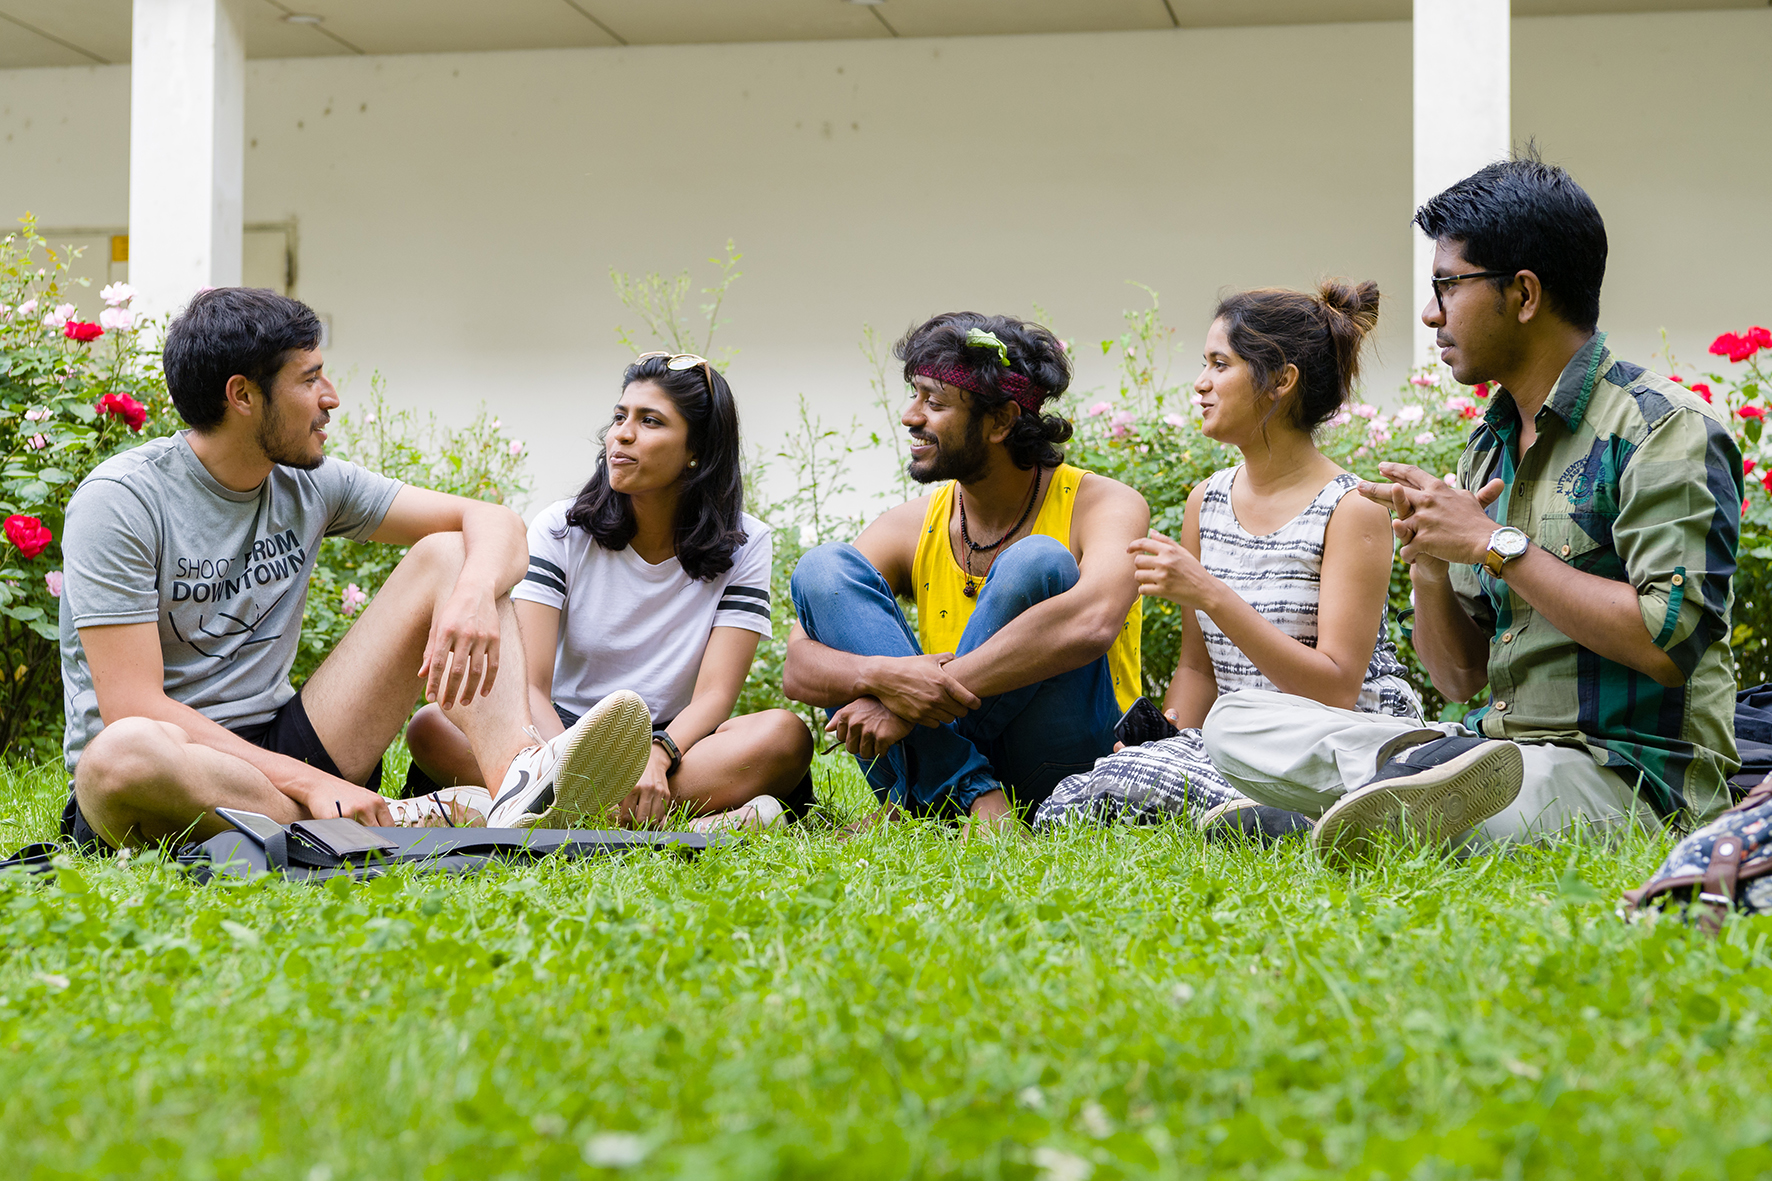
[508,439,525,458]
[1086,401,1113,418]
[340,583,368,618]
[1163,413,1187,429]
[1352,404,1378,420]
[44,570,62,598]
[98,307,135,332]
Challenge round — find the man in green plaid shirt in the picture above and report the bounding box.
[1202,155,1742,861]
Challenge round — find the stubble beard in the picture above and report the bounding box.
[257,399,326,471]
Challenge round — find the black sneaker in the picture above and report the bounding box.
[1197,798,1313,846]
[1312,736,1524,863]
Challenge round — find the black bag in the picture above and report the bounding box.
[1733,683,1772,797]
[1621,777,1772,932]
[2,827,722,883]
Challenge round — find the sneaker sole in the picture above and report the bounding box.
[1312,740,1524,863]
[521,690,653,829]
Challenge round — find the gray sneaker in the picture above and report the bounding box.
[1312,735,1524,863]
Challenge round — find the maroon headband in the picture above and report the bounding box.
[913,364,1046,415]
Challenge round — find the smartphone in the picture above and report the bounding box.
[1114,696,1182,748]
[216,807,285,847]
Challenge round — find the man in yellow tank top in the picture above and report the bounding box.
[785,313,1149,827]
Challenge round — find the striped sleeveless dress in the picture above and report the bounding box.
[1034,465,1421,828]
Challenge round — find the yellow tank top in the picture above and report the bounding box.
[911,462,1143,712]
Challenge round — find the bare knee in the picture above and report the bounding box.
[405,702,463,762]
[74,717,188,810]
[756,709,814,775]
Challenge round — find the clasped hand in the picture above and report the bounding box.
[1356,463,1505,568]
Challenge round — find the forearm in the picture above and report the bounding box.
[1202,587,1367,709]
[1408,565,1490,701]
[666,689,740,752]
[1504,547,1682,686]
[1162,664,1217,730]
[943,595,1123,699]
[783,631,877,710]
[457,502,529,598]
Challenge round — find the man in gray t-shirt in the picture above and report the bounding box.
[64,288,650,849]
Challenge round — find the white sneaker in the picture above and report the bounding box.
[387,785,493,828]
[688,795,786,835]
[486,690,653,829]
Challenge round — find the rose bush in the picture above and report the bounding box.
[0,217,181,758]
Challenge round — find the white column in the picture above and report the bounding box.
[127,0,245,323]
[1413,0,1509,369]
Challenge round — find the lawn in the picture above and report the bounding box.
[1,751,1768,1180]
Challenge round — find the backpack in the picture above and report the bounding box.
[1620,777,1772,932]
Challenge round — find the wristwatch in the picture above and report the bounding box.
[651,730,682,775]
[1482,526,1530,577]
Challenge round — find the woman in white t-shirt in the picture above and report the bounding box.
[403,352,815,827]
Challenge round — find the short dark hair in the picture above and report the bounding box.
[162,288,323,429]
[1215,279,1382,435]
[1412,149,1607,332]
[561,354,748,582]
[894,312,1073,470]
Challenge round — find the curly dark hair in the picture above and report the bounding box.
[559,354,747,581]
[894,312,1073,470]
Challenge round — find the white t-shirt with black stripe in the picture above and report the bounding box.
[511,500,773,722]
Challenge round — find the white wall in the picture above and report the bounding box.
[2,9,1768,517]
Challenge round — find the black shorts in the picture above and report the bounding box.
[61,690,384,852]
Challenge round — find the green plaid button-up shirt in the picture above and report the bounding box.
[1448,332,1742,818]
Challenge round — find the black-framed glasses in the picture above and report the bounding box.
[1430,270,1513,314]
[634,350,715,395]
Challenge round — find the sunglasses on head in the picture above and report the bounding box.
[634,351,715,395]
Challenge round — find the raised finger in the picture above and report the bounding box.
[1377,462,1440,491]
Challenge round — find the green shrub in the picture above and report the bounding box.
[0,218,180,760]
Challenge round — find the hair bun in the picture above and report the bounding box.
[1317,279,1381,336]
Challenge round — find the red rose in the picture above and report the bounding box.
[1739,406,1766,421]
[1762,470,1772,495]
[1712,332,1744,357]
[1746,459,1757,476]
[1669,375,1684,384]
[62,321,102,343]
[96,392,148,432]
[1691,383,1713,402]
[3,515,52,560]
[1751,327,1772,350]
[1472,382,1491,399]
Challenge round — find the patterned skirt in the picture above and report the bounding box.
[1032,728,1246,829]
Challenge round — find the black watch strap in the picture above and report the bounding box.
[651,729,682,775]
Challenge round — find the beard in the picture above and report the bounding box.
[907,413,990,485]
[257,398,326,471]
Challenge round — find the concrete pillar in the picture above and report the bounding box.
[1413,0,1509,369]
[127,0,244,323]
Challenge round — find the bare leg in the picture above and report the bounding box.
[73,717,304,849]
[668,709,814,815]
[405,703,487,789]
[300,532,534,789]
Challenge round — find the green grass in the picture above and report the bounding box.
[2,754,1769,1180]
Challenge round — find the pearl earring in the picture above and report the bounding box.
[688,458,698,468]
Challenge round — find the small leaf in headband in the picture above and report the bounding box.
[964,328,1012,368]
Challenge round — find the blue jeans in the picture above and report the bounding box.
[790,536,1119,817]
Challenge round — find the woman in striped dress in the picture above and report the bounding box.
[1035,281,1422,836]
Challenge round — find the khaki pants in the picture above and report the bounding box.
[1201,689,1665,847]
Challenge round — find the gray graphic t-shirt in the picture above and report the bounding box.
[59,433,402,770]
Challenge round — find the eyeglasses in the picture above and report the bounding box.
[1430,270,1513,315]
[633,351,715,395]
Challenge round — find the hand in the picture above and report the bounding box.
[297,772,394,827]
[420,587,502,710]
[1129,531,1221,610]
[1357,464,1505,568]
[619,745,674,827]
[826,697,915,760]
[864,653,981,727]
